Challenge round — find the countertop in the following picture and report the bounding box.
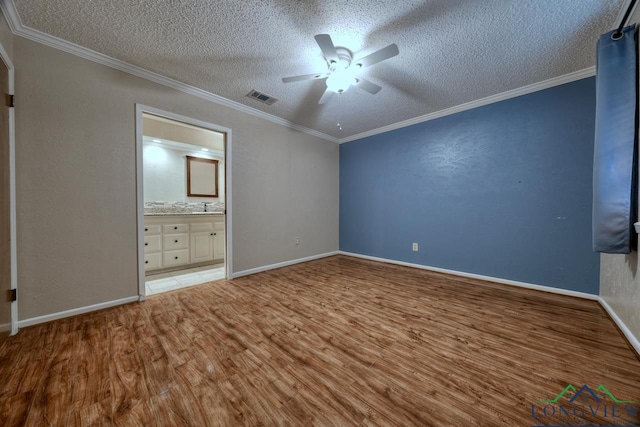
[144,212,224,216]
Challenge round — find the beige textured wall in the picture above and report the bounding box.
[14,36,339,320]
[598,8,640,345]
[600,253,640,339]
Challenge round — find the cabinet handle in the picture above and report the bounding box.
[174,239,178,243]
[145,228,148,231]
[175,256,178,260]
[214,233,217,236]
[145,261,149,264]
[210,233,213,236]
[174,226,178,230]
[145,243,148,246]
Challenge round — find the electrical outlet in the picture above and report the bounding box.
[295,237,300,246]
[412,243,419,252]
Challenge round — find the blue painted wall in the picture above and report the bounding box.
[340,77,600,294]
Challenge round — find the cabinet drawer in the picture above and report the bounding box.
[144,253,162,271]
[163,224,188,233]
[163,249,189,267]
[163,233,189,250]
[144,225,161,235]
[190,222,213,232]
[144,235,161,253]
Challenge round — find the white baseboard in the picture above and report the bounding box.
[17,252,338,328]
[231,251,339,279]
[18,296,139,328]
[339,252,640,357]
[338,251,599,300]
[598,297,640,357]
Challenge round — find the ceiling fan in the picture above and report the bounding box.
[282,34,399,104]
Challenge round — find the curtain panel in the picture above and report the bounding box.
[593,25,638,254]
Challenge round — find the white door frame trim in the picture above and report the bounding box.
[134,104,233,299]
[0,40,17,335]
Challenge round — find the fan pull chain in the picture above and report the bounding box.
[336,92,343,132]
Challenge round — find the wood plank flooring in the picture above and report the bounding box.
[0,255,639,426]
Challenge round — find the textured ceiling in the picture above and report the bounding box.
[12,0,624,139]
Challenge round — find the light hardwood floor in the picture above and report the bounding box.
[0,255,638,426]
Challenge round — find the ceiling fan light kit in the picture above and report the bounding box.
[326,72,356,94]
[325,47,357,93]
[282,34,399,104]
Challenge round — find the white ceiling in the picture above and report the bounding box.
[10,0,626,140]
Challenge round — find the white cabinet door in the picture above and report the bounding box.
[213,231,225,261]
[190,231,214,263]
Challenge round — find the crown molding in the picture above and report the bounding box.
[0,0,339,144]
[0,0,600,146]
[338,66,596,144]
[338,0,637,144]
[0,0,17,33]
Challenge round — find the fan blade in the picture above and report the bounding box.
[282,73,328,83]
[315,34,339,63]
[318,88,333,104]
[354,78,382,95]
[355,44,399,68]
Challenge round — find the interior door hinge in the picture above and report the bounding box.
[7,289,16,302]
[9,94,14,108]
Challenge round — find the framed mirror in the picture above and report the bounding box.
[186,156,219,197]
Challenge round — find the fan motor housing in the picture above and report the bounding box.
[329,47,353,71]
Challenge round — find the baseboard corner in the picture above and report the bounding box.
[598,297,640,358]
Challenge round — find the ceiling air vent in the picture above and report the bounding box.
[246,90,278,105]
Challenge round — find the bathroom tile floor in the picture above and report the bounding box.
[145,263,225,295]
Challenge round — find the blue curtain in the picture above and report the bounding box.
[593,25,638,254]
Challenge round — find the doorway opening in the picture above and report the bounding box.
[135,106,232,298]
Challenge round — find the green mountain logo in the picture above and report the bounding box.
[539,384,577,403]
[595,384,634,403]
[539,384,634,404]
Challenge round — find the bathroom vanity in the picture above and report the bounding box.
[143,214,224,272]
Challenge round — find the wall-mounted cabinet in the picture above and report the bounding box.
[143,215,224,272]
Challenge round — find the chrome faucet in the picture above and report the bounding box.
[203,202,209,212]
